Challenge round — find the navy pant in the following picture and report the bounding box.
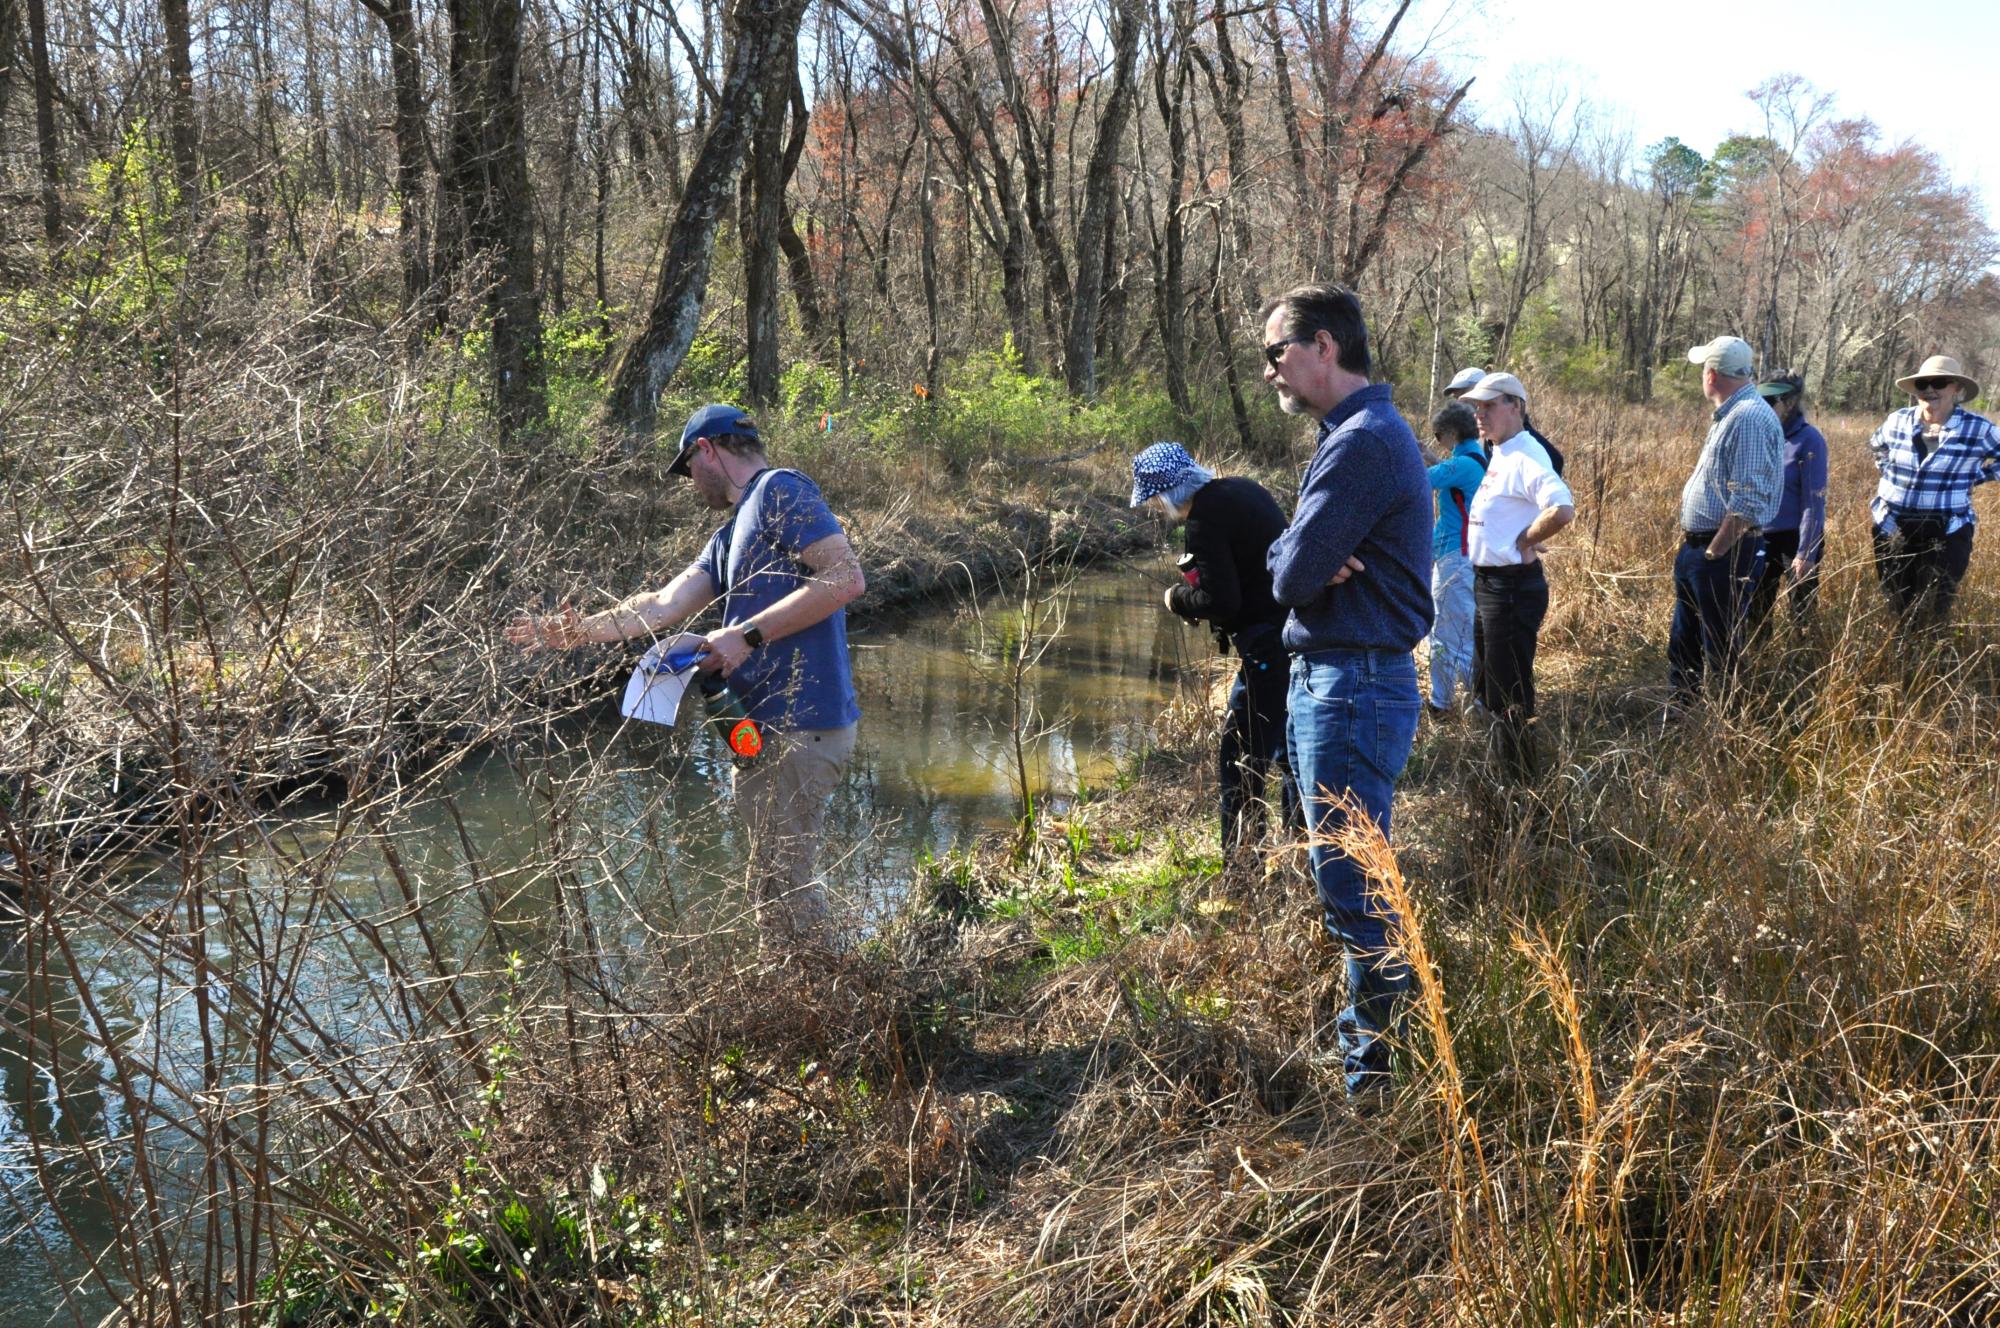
[1873,519,1973,627]
[1669,536,1764,703]
[1286,649,1420,1096]
[1747,527,1819,630]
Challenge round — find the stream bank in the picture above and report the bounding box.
[1,448,1173,871]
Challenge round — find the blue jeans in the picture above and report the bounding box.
[1668,536,1764,703]
[1428,551,1475,709]
[1286,649,1421,1095]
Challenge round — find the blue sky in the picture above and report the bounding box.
[1412,0,1998,224]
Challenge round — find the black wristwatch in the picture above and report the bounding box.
[741,623,766,650]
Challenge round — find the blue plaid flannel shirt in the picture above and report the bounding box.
[1679,382,1783,533]
[1869,405,2000,534]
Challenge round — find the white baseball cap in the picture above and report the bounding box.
[1444,366,1487,396]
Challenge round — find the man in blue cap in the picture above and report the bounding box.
[507,404,866,951]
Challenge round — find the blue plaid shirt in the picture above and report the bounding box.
[1869,405,2000,534]
[1679,382,1784,532]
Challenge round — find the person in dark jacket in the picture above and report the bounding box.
[1747,370,1827,629]
[1131,442,1301,863]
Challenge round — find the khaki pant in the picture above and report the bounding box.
[732,723,857,947]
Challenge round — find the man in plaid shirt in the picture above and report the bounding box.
[1669,336,1783,707]
[1869,355,2000,627]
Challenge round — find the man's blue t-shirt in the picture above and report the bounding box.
[693,469,861,730]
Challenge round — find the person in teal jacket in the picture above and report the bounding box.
[1423,400,1486,713]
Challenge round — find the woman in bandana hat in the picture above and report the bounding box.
[1130,442,1301,864]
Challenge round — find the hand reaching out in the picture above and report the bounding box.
[505,599,587,650]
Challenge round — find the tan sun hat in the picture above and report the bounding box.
[1686,335,1755,378]
[1459,371,1528,404]
[1894,354,1981,401]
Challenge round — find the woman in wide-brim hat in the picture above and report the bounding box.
[1893,354,1981,402]
[1866,354,2000,626]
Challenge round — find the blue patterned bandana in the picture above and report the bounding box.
[1129,442,1212,508]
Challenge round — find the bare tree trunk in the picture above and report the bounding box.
[442,0,548,439]
[1208,212,1252,453]
[161,0,201,213]
[25,0,60,246]
[605,0,810,432]
[591,10,610,321]
[1061,0,1140,399]
[1263,0,1309,225]
[1193,7,1258,311]
[742,7,800,406]
[0,0,18,152]
[1143,0,1191,416]
[359,0,433,314]
[774,73,825,348]
[976,0,1071,349]
[897,0,942,395]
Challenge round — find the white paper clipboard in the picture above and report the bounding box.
[620,641,699,726]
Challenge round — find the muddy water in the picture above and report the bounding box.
[0,560,1215,1322]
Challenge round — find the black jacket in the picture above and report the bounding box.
[1167,476,1288,649]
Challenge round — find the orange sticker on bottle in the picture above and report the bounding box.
[728,718,763,760]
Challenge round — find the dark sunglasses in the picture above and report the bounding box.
[1262,333,1317,371]
[1913,378,1958,392]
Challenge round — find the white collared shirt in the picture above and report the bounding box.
[1467,432,1574,567]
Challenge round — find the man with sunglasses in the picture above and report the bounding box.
[1868,355,2000,628]
[1260,282,1432,1103]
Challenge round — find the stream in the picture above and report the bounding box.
[0,560,1210,1324]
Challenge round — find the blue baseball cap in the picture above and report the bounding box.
[1129,441,1203,507]
[670,403,759,477]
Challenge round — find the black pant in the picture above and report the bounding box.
[1747,527,1820,631]
[1473,563,1548,781]
[1219,644,1301,858]
[1873,517,1974,626]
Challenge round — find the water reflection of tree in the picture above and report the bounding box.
[956,549,1085,853]
[0,926,119,1321]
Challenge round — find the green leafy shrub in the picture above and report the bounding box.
[8,123,186,345]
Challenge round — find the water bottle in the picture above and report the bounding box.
[1176,552,1200,586]
[653,645,763,762]
[698,675,764,762]
[658,645,706,674]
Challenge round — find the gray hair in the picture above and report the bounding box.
[1430,401,1478,444]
